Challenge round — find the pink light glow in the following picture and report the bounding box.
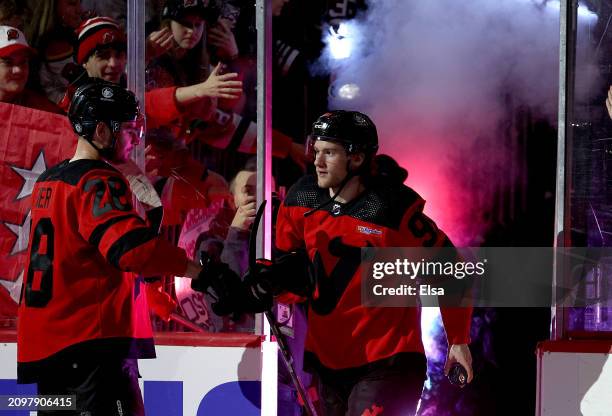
[379,130,491,247]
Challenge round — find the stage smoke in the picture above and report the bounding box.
[319,0,598,245]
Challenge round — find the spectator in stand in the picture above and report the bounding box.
[147,0,221,133]
[217,157,310,414]
[0,0,28,30]
[35,0,86,104]
[64,18,235,229]
[144,127,231,230]
[147,0,305,173]
[0,26,61,113]
[67,16,242,128]
[76,16,127,85]
[25,0,83,49]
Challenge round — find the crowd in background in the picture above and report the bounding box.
[0,0,324,336]
[0,3,343,413]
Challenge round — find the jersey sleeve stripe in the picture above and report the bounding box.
[88,214,144,247]
[106,227,157,270]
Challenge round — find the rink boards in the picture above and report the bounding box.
[537,341,612,416]
[0,332,263,416]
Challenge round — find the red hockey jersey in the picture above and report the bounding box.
[276,175,472,370]
[17,159,188,382]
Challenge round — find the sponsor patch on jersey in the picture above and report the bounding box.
[357,225,382,235]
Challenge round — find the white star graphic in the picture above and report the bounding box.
[0,270,23,303]
[11,151,47,200]
[4,210,31,255]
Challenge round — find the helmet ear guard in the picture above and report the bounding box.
[70,119,98,140]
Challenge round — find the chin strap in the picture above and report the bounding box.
[303,171,354,217]
[87,121,119,159]
[304,158,358,217]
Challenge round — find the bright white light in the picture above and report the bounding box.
[577,3,598,21]
[421,307,443,360]
[421,307,441,346]
[544,1,598,22]
[336,22,350,37]
[421,307,442,393]
[337,83,361,100]
[326,23,354,60]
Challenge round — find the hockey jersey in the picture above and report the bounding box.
[276,175,472,370]
[17,159,188,382]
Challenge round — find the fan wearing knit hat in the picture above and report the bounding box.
[76,16,127,84]
[0,25,60,113]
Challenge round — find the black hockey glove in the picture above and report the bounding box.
[243,250,314,299]
[191,252,272,316]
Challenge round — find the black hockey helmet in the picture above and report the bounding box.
[161,0,218,23]
[68,79,141,152]
[308,110,379,156]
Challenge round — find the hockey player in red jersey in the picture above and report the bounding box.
[17,79,202,416]
[248,111,474,415]
[190,111,474,415]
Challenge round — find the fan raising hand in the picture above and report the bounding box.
[196,63,243,100]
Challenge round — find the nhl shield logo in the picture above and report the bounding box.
[102,87,114,99]
[6,28,19,41]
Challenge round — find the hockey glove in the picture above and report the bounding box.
[192,252,272,316]
[243,250,314,299]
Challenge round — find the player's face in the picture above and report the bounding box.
[171,15,205,50]
[83,47,126,84]
[0,50,29,101]
[112,119,144,162]
[313,140,349,189]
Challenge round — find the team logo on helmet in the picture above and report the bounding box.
[353,113,367,125]
[102,87,114,99]
[102,31,115,44]
[6,28,19,41]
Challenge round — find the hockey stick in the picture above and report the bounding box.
[249,201,319,416]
